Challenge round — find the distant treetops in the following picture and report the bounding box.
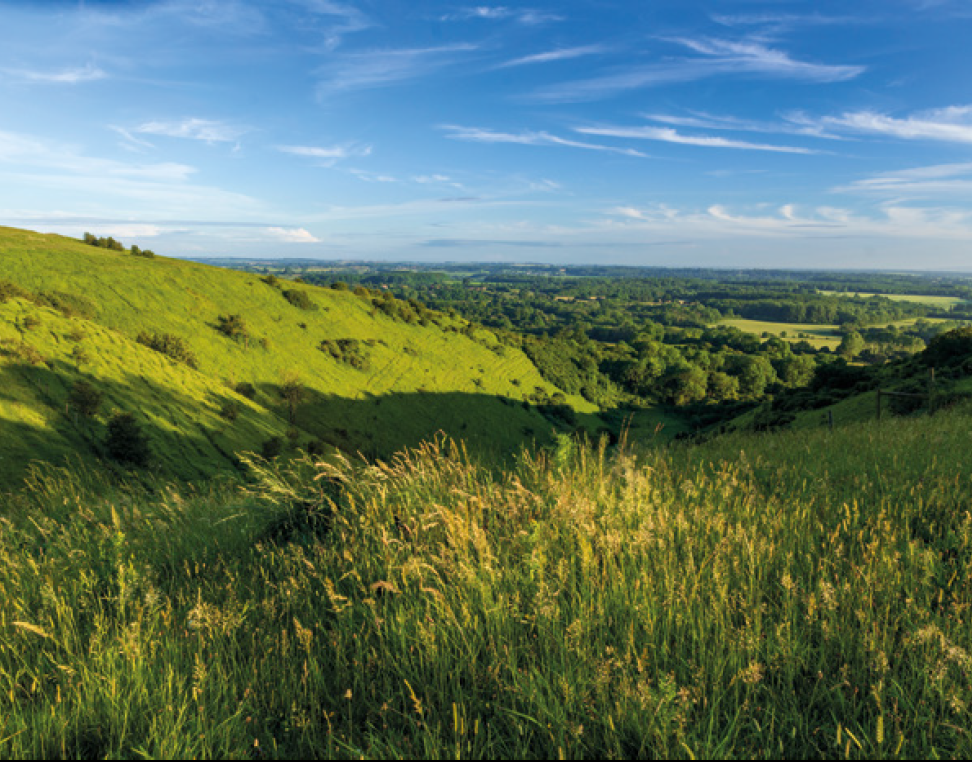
[82,232,155,258]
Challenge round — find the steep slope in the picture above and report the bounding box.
[0,226,595,488]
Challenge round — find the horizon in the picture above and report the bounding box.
[3,1,972,269]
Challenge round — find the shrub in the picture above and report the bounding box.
[219,400,240,421]
[260,436,284,459]
[105,412,151,467]
[235,381,257,399]
[283,289,317,311]
[136,331,199,369]
[216,314,249,343]
[319,338,369,370]
[67,379,102,418]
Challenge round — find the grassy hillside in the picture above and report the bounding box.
[1,408,969,758]
[0,226,595,488]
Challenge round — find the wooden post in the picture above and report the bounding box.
[877,389,882,421]
[929,368,936,413]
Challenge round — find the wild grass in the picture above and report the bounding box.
[2,410,970,759]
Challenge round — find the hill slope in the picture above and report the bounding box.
[0,226,594,488]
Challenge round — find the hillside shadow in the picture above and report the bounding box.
[0,358,282,488]
[0,356,668,492]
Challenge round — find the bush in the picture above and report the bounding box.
[235,381,257,399]
[216,314,249,343]
[260,436,284,459]
[136,331,199,369]
[283,289,317,311]
[67,380,102,418]
[105,412,151,467]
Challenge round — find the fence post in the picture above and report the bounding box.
[877,389,882,422]
[928,368,936,413]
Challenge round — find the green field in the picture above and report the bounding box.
[818,290,970,307]
[715,318,843,347]
[715,316,961,349]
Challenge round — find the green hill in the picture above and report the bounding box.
[0,226,595,489]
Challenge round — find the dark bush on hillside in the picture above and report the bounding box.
[219,400,240,421]
[68,380,103,418]
[131,246,156,258]
[262,274,281,288]
[261,436,284,459]
[353,285,371,298]
[136,331,199,369]
[37,290,98,319]
[83,233,126,251]
[216,314,250,343]
[283,289,317,311]
[330,281,350,291]
[319,338,369,370]
[235,381,257,399]
[105,412,151,467]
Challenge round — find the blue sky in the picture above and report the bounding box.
[3,0,972,269]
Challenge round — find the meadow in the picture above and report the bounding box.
[2,408,969,759]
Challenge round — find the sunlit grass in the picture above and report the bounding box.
[2,411,970,758]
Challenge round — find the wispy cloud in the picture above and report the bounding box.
[441,125,647,157]
[316,43,480,94]
[531,36,863,102]
[496,44,606,69]
[134,118,248,144]
[0,128,260,218]
[297,0,373,49]
[3,63,107,84]
[576,124,817,154]
[798,105,972,143]
[265,226,321,243]
[441,6,563,25]
[642,111,845,140]
[835,162,972,195]
[278,143,372,166]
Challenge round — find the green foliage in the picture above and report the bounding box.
[318,338,369,370]
[282,288,317,311]
[67,379,103,417]
[105,412,152,467]
[136,331,199,369]
[215,314,249,342]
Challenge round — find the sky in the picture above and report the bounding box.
[3,0,972,270]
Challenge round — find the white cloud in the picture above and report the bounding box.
[835,162,972,195]
[442,7,563,24]
[497,45,605,68]
[265,227,321,243]
[576,124,816,154]
[278,143,372,166]
[532,36,863,102]
[3,63,107,84]
[808,105,972,143]
[441,125,647,157]
[135,118,247,144]
[316,43,480,94]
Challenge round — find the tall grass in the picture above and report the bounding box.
[2,412,970,758]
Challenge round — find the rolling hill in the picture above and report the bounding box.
[0,225,595,489]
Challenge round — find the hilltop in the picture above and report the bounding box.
[0,226,594,489]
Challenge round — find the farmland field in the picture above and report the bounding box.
[817,290,970,307]
[714,316,963,349]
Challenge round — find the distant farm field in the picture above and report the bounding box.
[817,290,970,307]
[714,316,961,349]
[714,318,842,347]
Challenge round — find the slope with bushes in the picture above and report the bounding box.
[0,225,594,489]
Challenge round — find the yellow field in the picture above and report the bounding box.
[714,318,842,347]
[713,316,961,349]
[817,290,969,307]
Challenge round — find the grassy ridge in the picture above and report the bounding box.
[2,410,969,758]
[0,226,594,487]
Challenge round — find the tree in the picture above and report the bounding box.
[67,379,102,417]
[216,314,250,346]
[280,371,304,424]
[837,331,865,359]
[105,412,151,467]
